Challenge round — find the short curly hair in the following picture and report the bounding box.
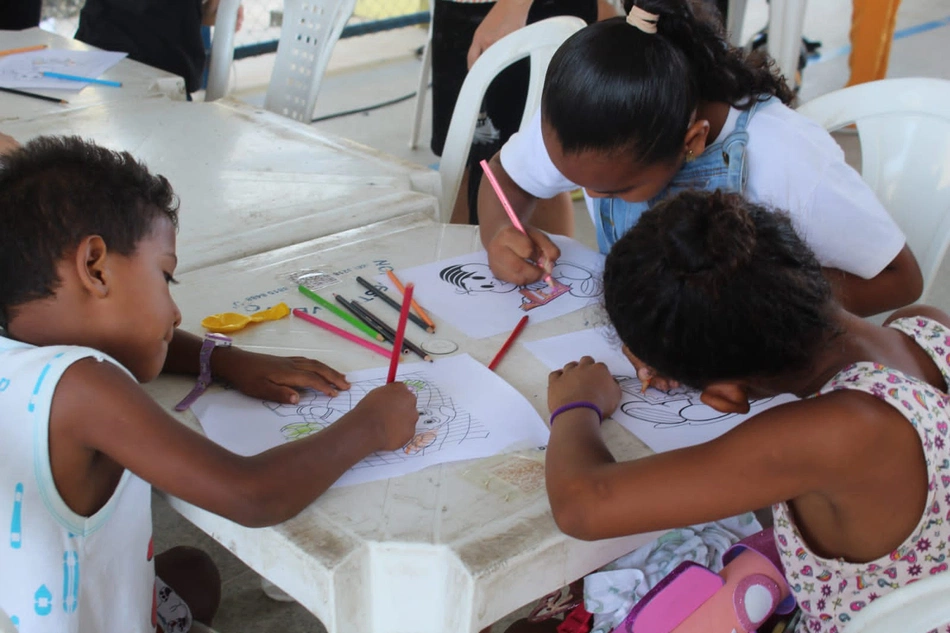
[0,136,179,327]
[603,190,838,388]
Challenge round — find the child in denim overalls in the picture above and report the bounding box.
[476,0,922,323]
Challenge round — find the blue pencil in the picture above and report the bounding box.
[41,71,122,88]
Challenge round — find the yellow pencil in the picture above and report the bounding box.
[0,44,48,57]
[386,270,436,332]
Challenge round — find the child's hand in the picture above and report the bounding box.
[213,348,350,403]
[0,132,20,156]
[350,383,419,451]
[548,356,621,419]
[487,225,561,285]
[621,345,680,392]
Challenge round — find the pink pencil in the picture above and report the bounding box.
[387,283,414,384]
[293,309,393,360]
[480,159,555,288]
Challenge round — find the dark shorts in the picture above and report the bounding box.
[430,0,597,157]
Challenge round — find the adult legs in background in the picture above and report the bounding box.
[846,0,901,86]
[155,546,222,627]
[0,0,41,29]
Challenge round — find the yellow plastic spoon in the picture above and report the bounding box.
[201,302,291,333]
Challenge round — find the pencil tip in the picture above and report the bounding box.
[427,327,435,334]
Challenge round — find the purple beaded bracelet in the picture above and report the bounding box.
[549,401,604,426]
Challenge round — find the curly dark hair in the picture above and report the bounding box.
[603,190,837,388]
[0,136,179,327]
[542,0,794,165]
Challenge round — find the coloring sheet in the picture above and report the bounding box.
[525,327,797,453]
[191,354,549,487]
[0,50,126,90]
[389,235,605,339]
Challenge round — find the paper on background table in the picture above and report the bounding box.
[0,49,126,90]
[525,327,797,453]
[192,353,549,487]
[390,235,605,339]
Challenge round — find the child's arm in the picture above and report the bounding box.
[0,132,20,155]
[163,329,349,402]
[884,303,950,327]
[52,359,418,527]
[824,244,923,317]
[543,358,914,542]
[477,153,562,285]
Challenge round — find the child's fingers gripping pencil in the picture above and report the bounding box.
[488,315,529,372]
[479,159,555,288]
[387,284,415,384]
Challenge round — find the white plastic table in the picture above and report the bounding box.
[0,28,186,123]
[143,216,659,633]
[4,96,440,273]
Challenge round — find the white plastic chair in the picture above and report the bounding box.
[408,1,434,150]
[797,78,950,299]
[0,607,16,633]
[436,16,586,221]
[206,0,357,123]
[843,572,950,633]
[725,0,807,84]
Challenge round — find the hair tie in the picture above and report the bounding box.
[626,5,659,34]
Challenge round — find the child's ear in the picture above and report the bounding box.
[74,235,111,298]
[699,383,751,414]
[684,119,711,159]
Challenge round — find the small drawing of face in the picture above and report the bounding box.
[439,263,516,294]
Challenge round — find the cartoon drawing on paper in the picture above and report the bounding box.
[265,372,489,467]
[614,375,779,428]
[438,261,602,312]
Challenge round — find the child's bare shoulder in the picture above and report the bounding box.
[884,304,950,328]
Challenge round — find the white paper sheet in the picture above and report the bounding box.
[524,327,797,453]
[0,50,127,91]
[191,354,549,487]
[389,235,605,339]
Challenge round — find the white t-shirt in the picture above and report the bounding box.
[500,100,905,280]
[0,338,155,633]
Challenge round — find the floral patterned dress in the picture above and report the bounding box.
[773,317,950,633]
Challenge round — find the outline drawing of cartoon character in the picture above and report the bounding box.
[439,261,603,312]
[614,375,778,428]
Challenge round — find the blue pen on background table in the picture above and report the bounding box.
[41,71,122,88]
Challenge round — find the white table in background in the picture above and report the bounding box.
[144,215,658,633]
[0,28,186,122]
[4,96,441,273]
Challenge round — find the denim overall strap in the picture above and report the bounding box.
[593,97,770,254]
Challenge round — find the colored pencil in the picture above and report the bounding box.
[488,315,529,371]
[333,294,399,348]
[342,297,431,362]
[298,285,382,341]
[0,86,67,105]
[41,71,122,87]
[0,44,48,57]
[292,309,394,360]
[386,270,436,331]
[479,159,555,288]
[355,276,432,333]
[387,284,414,383]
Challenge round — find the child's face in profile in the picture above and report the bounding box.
[105,216,182,382]
[542,122,681,204]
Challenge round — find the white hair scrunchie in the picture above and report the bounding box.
[626,5,659,33]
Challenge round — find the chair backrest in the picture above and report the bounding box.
[843,571,950,633]
[797,78,950,299]
[437,16,586,222]
[264,0,357,122]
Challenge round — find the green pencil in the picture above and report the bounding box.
[297,285,383,341]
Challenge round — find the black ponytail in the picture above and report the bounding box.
[542,0,794,164]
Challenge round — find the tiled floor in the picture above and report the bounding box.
[159,1,950,631]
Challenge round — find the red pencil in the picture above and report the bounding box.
[488,315,529,371]
[387,283,414,383]
[292,309,393,360]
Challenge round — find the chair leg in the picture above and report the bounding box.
[767,0,808,85]
[726,0,748,47]
[409,33,433,150]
